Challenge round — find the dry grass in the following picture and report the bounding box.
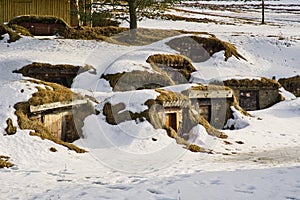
[28,80,84,106]
[187,144,207,152]
[146,54,196,80]
[155,89,189,105]
[11,24,33,37]
[15,62,81,75]
[165,126,189,146]
[278,75,300,97]
[160,13,220,24]
[190,84,232,91]
[59,26,180,45]
[224,77,281,88]
[0,24,21,43]
[165,126,211,153]
[109,28,180,46]
[8,15,68,26]
[59,26,127,41]
[0,156,14,168]
[5,118,17,135]
[198,115,228,138]
[167,35,246,61]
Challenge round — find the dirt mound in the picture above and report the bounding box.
[146,54,196,80]
[59,26,128,40]
[223,77,281,89]
[102,70,175,91]
[14,62,95,88]
[8,15,68,36]
[166,35,246,62]
[278,75,300,97]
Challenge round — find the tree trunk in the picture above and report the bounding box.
[128,0,137,29]
[262,0,265,24]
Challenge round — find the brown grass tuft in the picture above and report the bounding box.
[224,77,281,88]
[28,80,84,106]
[198,116,228,138]
[147,54,196,80]
[15,62,81,75]
[8,15,68,26]
[59,26,127,40]
[50,147,57,152]
[0,156,14,168]
[5,118,17,135]
[187,144,206,152]
[190,84,232,91]
[160,13,221,24]
[155,89,189,105]
[167,35,246,61]
[11,24,33,36]
[0,24,21,42]
[278,75,300,97]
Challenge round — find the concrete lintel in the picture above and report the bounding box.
[30,99,88,113]
[189,90,233,99]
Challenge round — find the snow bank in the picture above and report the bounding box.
[225,106,251,130]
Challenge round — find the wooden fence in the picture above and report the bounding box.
[0,0,78,26]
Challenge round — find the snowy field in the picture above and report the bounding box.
[0,0,300,199]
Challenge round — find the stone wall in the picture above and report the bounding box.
[231,88,281,110]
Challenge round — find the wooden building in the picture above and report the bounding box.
[0,0,92,27]
[30,99,88,142]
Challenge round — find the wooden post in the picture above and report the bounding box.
[262,0,265,24]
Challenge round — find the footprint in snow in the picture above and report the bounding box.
[210,179,222,185]
[147,188,164,195]
[107,185,133,191]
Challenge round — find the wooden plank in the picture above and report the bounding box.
[189,90,233,99]
[44,113,63,139]
[30,99,88,113]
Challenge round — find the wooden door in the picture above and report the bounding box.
[165,113,177,132]
[62,114,78,142]
[44,113,62,139]
[198,105,211,122]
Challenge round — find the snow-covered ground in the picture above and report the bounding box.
[0,0,300,199]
